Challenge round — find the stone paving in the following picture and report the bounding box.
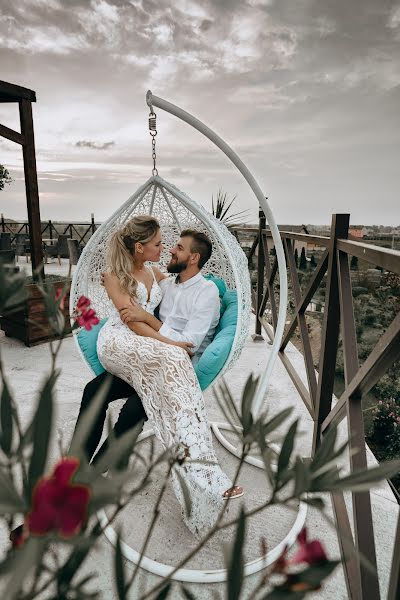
[0,259,398,599]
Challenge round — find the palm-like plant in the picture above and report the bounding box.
[211,189,249,227]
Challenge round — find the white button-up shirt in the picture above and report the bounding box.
[158,273,220,364]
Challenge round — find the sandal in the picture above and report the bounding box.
[222,485,244,500]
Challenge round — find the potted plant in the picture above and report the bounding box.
[0,273,72,346]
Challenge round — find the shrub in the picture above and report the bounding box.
[370,399,400,456]
[352,286,369,297]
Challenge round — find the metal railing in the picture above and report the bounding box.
[0,216,100,246]
[234,212,400,600]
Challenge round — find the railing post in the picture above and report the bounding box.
[1,213,5,233]
[91,212,95,236]
[312,214,350,453]
[19,98,44,277]
[252,208,266,341]
[49,220,53,244]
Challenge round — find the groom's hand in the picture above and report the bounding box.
[119,304,147,324]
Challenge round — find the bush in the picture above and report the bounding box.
[352,286,369,297]
[370,399,400,456]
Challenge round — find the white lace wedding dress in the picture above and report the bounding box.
[97,269,233,537]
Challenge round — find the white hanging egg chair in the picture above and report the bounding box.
[70,174,251,386]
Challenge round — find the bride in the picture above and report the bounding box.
[97,215,243,536]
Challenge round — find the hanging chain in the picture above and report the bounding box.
[148,111,158,176]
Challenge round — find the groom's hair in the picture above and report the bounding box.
[180,229,212,268]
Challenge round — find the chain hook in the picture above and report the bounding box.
[147,91,158,176]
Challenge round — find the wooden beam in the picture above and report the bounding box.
[337,239,400,274]
[331,492,362,600]
[0,80,36,102]
[312,214,349,453]
[337,249,380,599]
[19,98,43,276]
[0,123,25,145]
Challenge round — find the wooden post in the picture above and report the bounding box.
[19,98,44,278]
[312,214,349,453]
[91,212,95,235]
[252,208,265,341]
[1,213,5,233]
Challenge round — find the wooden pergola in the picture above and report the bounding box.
[0,80,44,275]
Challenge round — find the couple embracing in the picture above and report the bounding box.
[76,215,243,537]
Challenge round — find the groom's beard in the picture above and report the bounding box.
[167,257,189,274]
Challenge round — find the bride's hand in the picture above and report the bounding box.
[174,341,195,357]
[119,304,147,324]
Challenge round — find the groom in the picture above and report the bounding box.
[75,229,221,465]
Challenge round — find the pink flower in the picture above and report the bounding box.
[291,528,328,566]
[76,308,100,331]
[26,457,90,538]
[76,295,91,311]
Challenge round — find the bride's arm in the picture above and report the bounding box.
[103,273,193,351]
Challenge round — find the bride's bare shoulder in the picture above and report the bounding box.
[151,266,167,282]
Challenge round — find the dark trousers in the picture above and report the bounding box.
[76,371,147,464]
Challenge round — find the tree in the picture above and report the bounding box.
[0,164,12,191]
[350,255,358,270]
[299,247,307,270]
[310,254,317,268]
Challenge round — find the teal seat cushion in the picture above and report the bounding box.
[77,318,107,376]
[204,273,227,301]
[194,289,238,390]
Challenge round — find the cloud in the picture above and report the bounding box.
[75,141,116,150]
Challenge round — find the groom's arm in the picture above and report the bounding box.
[158,285,220,354]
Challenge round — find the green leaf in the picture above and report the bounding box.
[57,524,102,590]
[303,496,325,510]
[214,389,242,442]
[277,420,298,479]
[114,531,127,600]
[27,371,58,495]
[0,468,26,514]
[88,472,132,512]
[241,374,258,435]
[291,560,340,586]
[226,507,246,600]
[69,375,112,458]
[174,467,192,518]
[328,459,400,492]
[0,378,13,455]
[4,537,47,599]
[262,407,293,438]
[293,457,310,497]
[155,583,172,599]
[0,263,27,315]
[311,425,338,473]
[92,420,144,477]
[181,586,196,600]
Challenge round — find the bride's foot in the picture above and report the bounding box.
[222,485,244,500]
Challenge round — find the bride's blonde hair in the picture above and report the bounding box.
[106,215,160,299]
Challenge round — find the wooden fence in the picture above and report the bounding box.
[236,212,400,600]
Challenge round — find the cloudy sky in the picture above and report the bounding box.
[0,0,399,225]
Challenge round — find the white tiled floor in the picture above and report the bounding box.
[0,298,398,599]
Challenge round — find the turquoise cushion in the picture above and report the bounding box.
[195,290,238,390]
[77,318,107,376]
[204,274,227,300]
